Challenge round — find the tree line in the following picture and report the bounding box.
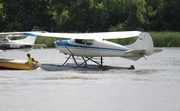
[0,0,180,32]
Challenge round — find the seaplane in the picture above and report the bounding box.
[0,26,46,52]
[0,26,46,70]
[24,31,162,71]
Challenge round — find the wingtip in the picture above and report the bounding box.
[23,32,37,36]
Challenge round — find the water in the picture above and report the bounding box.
[0,48,180,111]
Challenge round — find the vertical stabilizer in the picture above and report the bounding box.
[127,32,154,56]
[11,35,37,45]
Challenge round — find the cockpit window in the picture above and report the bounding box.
[75,39,85,44]
[75,39,93,45]
[86,40,93,45]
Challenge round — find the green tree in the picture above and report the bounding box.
[124,0,146,30]
[1,0,180,32]
[144,0,164,31]
[0,2,5,31]
[57,0,98,32]
[1,0,55,31]
[161,0,180,31]
[107,0,146,31]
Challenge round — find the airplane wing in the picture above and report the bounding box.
[0,31,44,38]
[24,31,142,40]
[0,32,25,38]
[87,31,142,39]
[0,32,25,43]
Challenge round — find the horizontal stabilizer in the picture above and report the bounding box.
[153,49,163,53]
[6,35,26,38]
[125,49,146,55]
[0,32,25,38]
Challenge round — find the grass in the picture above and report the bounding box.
[150,32,180,47]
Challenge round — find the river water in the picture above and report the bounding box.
[0,48,180,111]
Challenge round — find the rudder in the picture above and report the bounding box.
[12,35,37,45]
[127,32,154,56]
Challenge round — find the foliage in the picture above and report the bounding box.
[35,37,55,48]
[1,0,180,47]
[150,32,180,47]
[0,0,180,32]
[1,0,55,31]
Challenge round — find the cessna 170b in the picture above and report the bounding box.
[24,31,162,67]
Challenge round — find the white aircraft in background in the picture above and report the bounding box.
[24,31,162,67]
[0,32,38,52]
[0,26,46,52]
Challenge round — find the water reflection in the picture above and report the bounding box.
[134,69,158,74]
[42,76,98,80]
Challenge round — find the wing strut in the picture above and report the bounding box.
[57,39,104,67]
[62,56,104,67]
[101,57,103,66]
[58,39,73,55]
[79,57,103,66]
[62,55,78,66]
[62,55,71,66]
[55,39,78,66]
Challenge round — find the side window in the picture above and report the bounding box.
[75,39,85,44]
[75,39,93,45]
[86,40,93,45]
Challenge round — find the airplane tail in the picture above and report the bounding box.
[11,35,37,45]
[126,32,154,56]
[10,26,41,45]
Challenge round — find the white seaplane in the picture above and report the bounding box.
[24,31,162,70]
[0,26,46,52]
[0,32,38,51]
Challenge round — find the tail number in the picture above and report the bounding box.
[138,38,143,40]
[10,44,20,48]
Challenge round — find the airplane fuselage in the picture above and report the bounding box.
[0,42,32,51]
[22,31,161,63]
[56,39,142,60]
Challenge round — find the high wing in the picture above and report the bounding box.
[0,31,45,45]
[0,32,25,44]
[24,31,141,40]
[0,32,25,38]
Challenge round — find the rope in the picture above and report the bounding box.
[51,48,57,63]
